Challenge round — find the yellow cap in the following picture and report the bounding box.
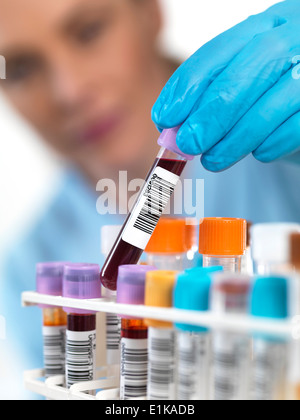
[144,270,177,329]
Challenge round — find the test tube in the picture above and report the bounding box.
[174,266,222,400]
[145,217,188,270]
[116,265,156,400]
[62,263,101,389]
[251,223,300,275]
[250,275,289,400]
[288,233,300,400]
[100,127,194,291]
[101,225,122,366]
[211,272,251,400]
[145,270,177,400]
[36,262,67,378]
[199,218,247,272]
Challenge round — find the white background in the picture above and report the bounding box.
[0,0,277,256]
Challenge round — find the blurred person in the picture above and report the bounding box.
[0,0,300,400]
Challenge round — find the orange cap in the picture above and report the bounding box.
[199,218,247,256]
[144,270,177,328]
[145,218,187,254]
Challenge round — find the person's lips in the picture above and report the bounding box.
[76,112,125,146]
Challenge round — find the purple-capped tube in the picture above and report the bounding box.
[36,262,68,378]
[62,263,101,389]
[117,265,156,400]
[100,126,194,291]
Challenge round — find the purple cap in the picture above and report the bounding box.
[116,265,156,319]
[63,263,101,315]
[36,262,68,308]
[157,126,195,161]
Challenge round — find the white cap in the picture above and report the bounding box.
[101,225,122,257]
[251,223,300,263]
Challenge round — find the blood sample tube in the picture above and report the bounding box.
[101,225,122,366]
[62,263,101,389]
[145,270,178,400]
[36,262,67,378]
[100,127,194,291]
[199,218,247,273]
[145,217,188,271]
[116,265,156,400]
[211,272,251,400]
[250,275,289,401]
[174,267,222,401]
[251,223,300,275]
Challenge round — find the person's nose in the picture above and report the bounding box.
[49,51,95,113]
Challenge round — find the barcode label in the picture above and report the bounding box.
[177,332,211,401]
[120,338,148,400]
[147,328,176,400]
[251,339,287,401]
[122,167,179,250]
[42,326,66,378]
[106,313,121,365]
[66,329,96,388]
[213,332,250,400]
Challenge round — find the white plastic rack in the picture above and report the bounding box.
[22,291,299,400]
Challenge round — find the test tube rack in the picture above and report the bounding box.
[22,291,299,401]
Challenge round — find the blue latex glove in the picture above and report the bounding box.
[152,0,300,171]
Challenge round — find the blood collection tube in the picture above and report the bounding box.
[62,263,101,389]
[36,262,67,378]
[174,266,222,400]
[145,217,188,270]
[199,218,247,272]
[101,225,122,366]
[100,127,194,291]
[116,265,156,400]
[288,233,300,400]
[251,223,300,275]
[211,272,251,400]
[250,275,289,401]
[145,270,177,400]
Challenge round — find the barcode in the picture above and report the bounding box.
[147,328,176,400]
[252,340,287,401]
[43,326,66,378]
[177,332,211,401]
[106,314,121,350]
[66,330,96,388]
[213,333,250,400]
[133,174,176,235]
[120,338,148,400]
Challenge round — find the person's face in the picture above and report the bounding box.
[0,0,164,177]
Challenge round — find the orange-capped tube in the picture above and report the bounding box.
[145,270,177,400]
[199,218,247,273]
[145,218,189,270]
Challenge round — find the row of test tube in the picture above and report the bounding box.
[35,218,300,400]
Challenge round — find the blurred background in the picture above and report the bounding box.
[0,0,276,261]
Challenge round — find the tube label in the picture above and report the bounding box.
[42,326,66,378]
[120,338,148,400]
[147,327,176,400]
[66,329,96,388]
[122,167,179,250]
[177,331,211,400]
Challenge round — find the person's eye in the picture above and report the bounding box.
[76,20,105,44]
[6,57,41,83]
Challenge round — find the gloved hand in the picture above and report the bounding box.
[152,0,300,171]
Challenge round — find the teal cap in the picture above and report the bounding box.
[250,275,288,319]
[174,266,222,332]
